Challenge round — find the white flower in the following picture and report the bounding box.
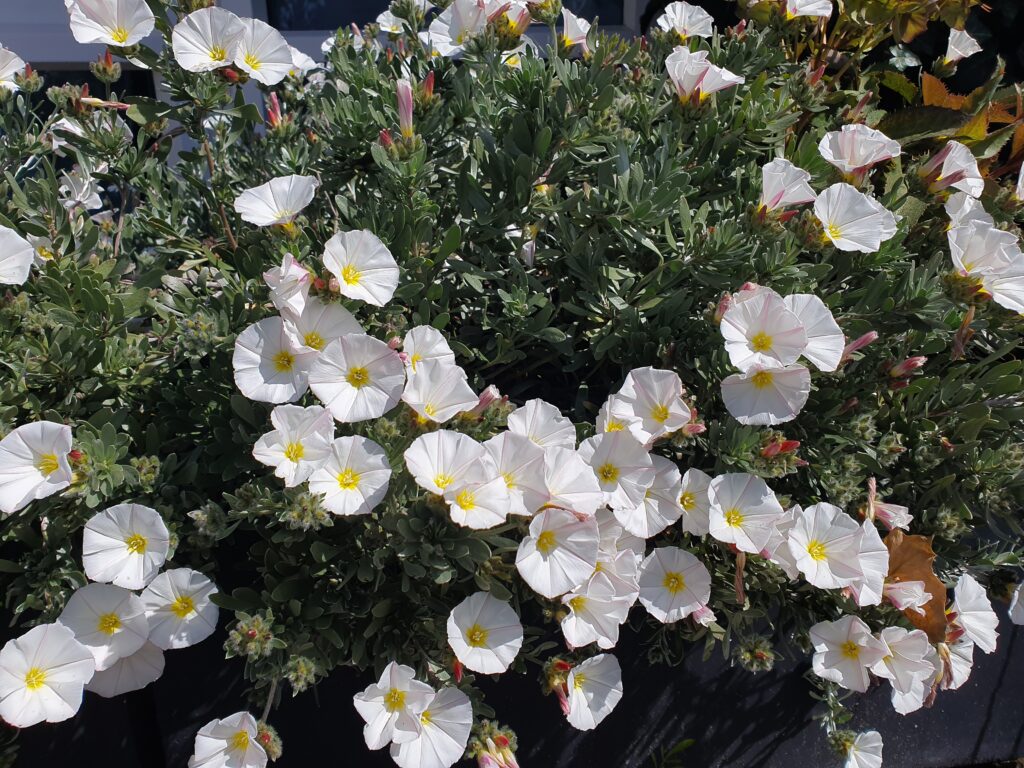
[941,636,975,691]
[484,431,547,517]
[288,45,317,77]
[565,654,623,731]
[58,168,102,211]
[0,623,94,728]
[389,687,473,768]
[403,326,456,373]
[679,467,713,536]
[444,474,511,529]
[427,0,487,57]
[66,0,155,46]
[596,394,638,435]
[845,731,883,768]
[264,253,311,315]
[377,10,405,34]
[308,436,391,516]
[882,580,932,614]
[784,294,844,372]
[282,297,363,355]
[0,421,73,515]
[0,225,34,286]
[232,317,315,404]
[1017,162,1024,202]
[57,583,148,671]
[815,183,898,252]
[252,404,334,487]
[308,334,406,422]
[82,503,169,590]
[786,503,863,590]
[171,7,245,73]
[980,268,1024,315]
[869,627,936,710]
[707,473,784,554]
[948,219,1022,276]
[541,446,605,517]
[925,140,984,197]
[612,367,691,444]
[665,46,744,103]
[759,158,816,212]
[890,643,941,715]
[721,363,811,426]
[763,506,800,579]
[141,568,219,650]
[1010,583,1024,626]
[577,432,655,512]
[785,0,833,19]
[944,28,982,64]
[655,1,713,39]
[189,711,267,768]
[446,592,524,674]
[844,522,889,607]
[516,507,599,598]
[945,191,993,229]
[233,174,319,227]
[809,614,887,692]
[561,573,634,650]
[402,360,478,423]
[507,398,576,448]
[560,8,591,50]
[818,124,901,177]
[615,455,682,538]
[637,546,711,623]
[235,18,293,86]
[404,430,492,496]
[353,662,434,750]
[85,641,164,698]
[323,230,400,306]
[721,288,807,371]
[0,47,25,92]
[952,573,998,653]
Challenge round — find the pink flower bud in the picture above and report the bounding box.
[397,78,415,139]
[388,337,403,350]
[840,330,878,363]
[379,129,394,148]
[713,292,732,324]
[328,277,341,293]
[470,385,502,415]
[692,604,716,626]
[266,92,283,128]
[682,422,707,437]
[423,71,435,99]
[888,355,927,378]
[807,63,825,85]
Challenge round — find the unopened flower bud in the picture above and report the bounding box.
[397,78,415,139]
[888,355,927,378]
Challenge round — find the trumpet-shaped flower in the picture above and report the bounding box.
[308,436,391,516]
[952,573,998,654]
[189,711,267,768]
[308,334,406,422]
[82,503,169,590]
[655,1,714,39]
[444,474,511,529]
[948,220,1022,276]
[923,141,983,197]
[786,503,863,590]
[235,18,293,86]
[282,297,364,355]
[665,46,744,103]
[141,568,219,650]
[721,363,811,426]
[844,522,889,607]
[0,48,25,92]
[721,288,807,370]
[516,508,599,598]
[596,394,639,435]
[404,430,493,496]
[565,654,623,731]
[560,9,591,50]
[233,317,315,404]
[577,432,655,512]
[0,420,73,515]
[785,0,832,19]
[818,124,901,178]
[845,731,883,768]
[507,398,576,448]
[402,360,478,423]
[446,591,523,674]
[66,0,155,46]
[171,7,245,72]
[763,506,800,579]
[784,294,844,372]
[882,580,932,614]
[403,326,456,373]
[679,467,713,536]
[815,183,898,252]
[426,0,487,57]
[541,446,605,517]
[234,174,318,227]
[944,28,982,64]
[941,636,975,691]
[759,158,816,212]
[561,572,634,649]
[945,192,993,230]
[612,367,691,444]
[252,404,334,487]
[0,623,94,728]
[637,546,711,623]
[323,229,401,306]
[57,583,148,671]
[0,225,34,286]
[616,455,682,538]
[264,253,312,314]
[1010,584,1024,626]
[85,641,164,698]
[484,432,547,517]
[389,687,473,768]
[353,662,434,750]
[869,627,936,708]
[708,473,784,553]
[809,614,887,692]
[288,45,317,77]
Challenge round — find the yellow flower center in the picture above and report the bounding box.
[36,453,60,476]
[605,420,625,432]
[243,52,262,71]
[209,45,228,62]
[806,540,828,561]
[750,332,773,352]
[384,687,406,712]
[170,595,196,619]
[680,491,696,510]
[724,508,744,527]
[572,672,587,690]
[826,223,843,241]
[97,612,122,635]
[409,353,423,371]
[569,595,587,612]
[502,472,516,489]
[341,264,361,285]
[283,442,305,462]
[455,490,476,510]
[230,730,250,752]
[110,26,130,45]
[536,530,557,554]
[750,370,774,389]
[433,473,454,490]
[125,533,147,554]
[337,468,360,489]
[24,668,46,691]
[420,709,433,725]
[465,623,489,647]
[346,366,370,388]
[662,571,686,594]
[651,404,670,423]
[303,331,325,350]
[841,640,860,660]
[597,463,619,484]
[37,246,54,261]
[424,404,437,418]
[273,350,295,373]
